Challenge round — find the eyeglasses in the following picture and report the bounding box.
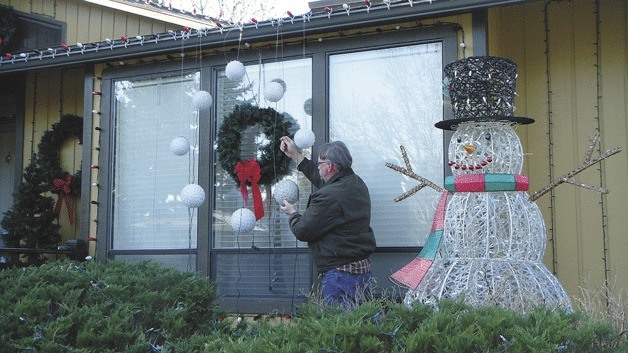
[317,160,330,166]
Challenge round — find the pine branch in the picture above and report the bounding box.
[531,133,621,201]
[386,145,443,202]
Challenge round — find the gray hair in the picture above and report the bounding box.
[318,141,353,171]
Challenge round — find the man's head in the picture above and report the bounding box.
[317,141,352,182]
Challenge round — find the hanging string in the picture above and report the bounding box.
[185,31,197,272]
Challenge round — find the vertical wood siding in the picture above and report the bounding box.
[489,0,626,302]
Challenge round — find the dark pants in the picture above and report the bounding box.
[321,268,372,307]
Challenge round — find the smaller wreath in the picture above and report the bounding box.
[37,114,83,194]
[217,103,294,186]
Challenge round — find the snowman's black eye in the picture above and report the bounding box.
[457,137,462,143]
[484,133,491,140]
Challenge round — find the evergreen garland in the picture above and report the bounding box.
[217,103,293,186]
[0,6,18,55]
[1,114,83,249]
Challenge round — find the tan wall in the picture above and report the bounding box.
[488,0,626,306]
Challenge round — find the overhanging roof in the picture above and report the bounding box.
[83,0,219,29]
[0,0,528,74]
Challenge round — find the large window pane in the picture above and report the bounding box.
[112,73,200,251]
[330,43,444,247]
[213,58,312,250]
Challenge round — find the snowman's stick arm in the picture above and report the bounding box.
[563,178,608,194]
[386,145,444,201]
[530,139,621,201]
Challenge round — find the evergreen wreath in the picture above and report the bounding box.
[217,103,293,186]
[37,114,84,193]
[0,6,18,55]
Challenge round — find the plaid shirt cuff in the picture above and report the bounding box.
[337,258,371,274]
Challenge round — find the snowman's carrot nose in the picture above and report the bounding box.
[464,144,476,155]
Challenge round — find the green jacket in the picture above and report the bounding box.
[289,158,377,273]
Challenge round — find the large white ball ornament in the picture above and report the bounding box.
[273,180,299,204]
[294,128,315,149]
[271,78,287,92]
[180,184,205,208]
[225,60,246,81]
[192,90,212,110]
[264,81,285,102]
[170,136,190,156]
[231,208,256,233]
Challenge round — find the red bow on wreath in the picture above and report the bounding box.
[235,158,264,220]
[51,175,74,224]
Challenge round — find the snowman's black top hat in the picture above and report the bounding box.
[435,56,534,130]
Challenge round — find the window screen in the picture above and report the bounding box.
[329,43,444,247]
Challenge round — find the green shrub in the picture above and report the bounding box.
[0,260,224,352]
[1,260,625,353]
[165,299,626,353]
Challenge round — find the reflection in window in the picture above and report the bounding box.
[330,43,444,247]
[112,73,200,259]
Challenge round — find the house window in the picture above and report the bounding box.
[110,72,201,272]
[211,58,313,310]
[329,42,444,248]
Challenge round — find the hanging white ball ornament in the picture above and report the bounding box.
[264,81,285,102]
[303,98,313,116]
[231,208,256,233]
[170,136,190,156]
[273,180,299,205]
[294,128,316,149]
[225,60,246,81]
[271,78,287,92]
[192,90,212,110]
[180,184,205,208]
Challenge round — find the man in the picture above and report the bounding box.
[279,136,377,307]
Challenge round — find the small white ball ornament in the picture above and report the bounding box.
[303,98,313,116]
[273,180,299,204]
[170,136,190,156]
[264,81,285,102]
[225,60,246,81]
[192,90,212,110]
[231,208,256,233]
[180,184,205,208]
[294,128,315,149]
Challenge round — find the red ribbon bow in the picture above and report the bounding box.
[235,158,264,220]
[52,175,74,224]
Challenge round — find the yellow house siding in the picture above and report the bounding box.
[0,0,174,50]
[599,0,627,294]
[489,0,626,303]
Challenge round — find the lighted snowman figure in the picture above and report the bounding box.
[389,56,573,313]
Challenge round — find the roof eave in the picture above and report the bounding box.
[0,0,528,74]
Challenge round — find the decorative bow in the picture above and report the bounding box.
[51,175,74,224]
[235,158,264,220]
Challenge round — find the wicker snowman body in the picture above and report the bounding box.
[401,57,572,312]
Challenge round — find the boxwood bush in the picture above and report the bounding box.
[0,260,225,352]
[1,260,625,352]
